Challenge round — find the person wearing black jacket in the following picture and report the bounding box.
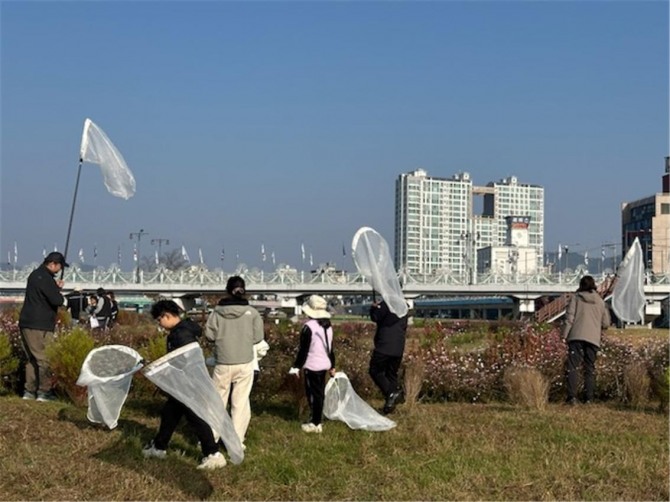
[143,299,226,470]
[18,252,68,401]
[369,300,408,414]
[65,288,87,326]
[288,295,336,433]
[89,287,113,329]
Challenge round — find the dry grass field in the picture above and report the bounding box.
[0,394,667,501]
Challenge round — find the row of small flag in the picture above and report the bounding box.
[6,241,348,267]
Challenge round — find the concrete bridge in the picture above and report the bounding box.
[1,264,668,317]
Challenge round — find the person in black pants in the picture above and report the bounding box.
[289,295,335,433]
[142,300,226,470]
[369,300,408,414]
[562,275,611,404]
[65,288,87,327]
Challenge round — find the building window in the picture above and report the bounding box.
[661,203,670,215]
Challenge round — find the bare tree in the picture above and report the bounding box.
[141,248,188,272]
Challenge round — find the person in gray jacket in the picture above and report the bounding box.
[562,275,611,404]
[205,276,264,447]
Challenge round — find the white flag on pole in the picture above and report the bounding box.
[154,250,159,265]
[13,242,17,265]
[612,237,645,323]
[79,248,85,263]
[80,118,136,199]
[301,242,305,261]
[584,251,589,266]
[181,245,190,263]
[198,248,204,265]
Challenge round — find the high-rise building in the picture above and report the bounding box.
[395,169,544,278]
[621,157,670,274]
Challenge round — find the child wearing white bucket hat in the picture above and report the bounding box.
[288,295,335,433]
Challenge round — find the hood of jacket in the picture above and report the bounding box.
[212,304,255,319]
[577,291,601,304]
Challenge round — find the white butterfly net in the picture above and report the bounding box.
[352,226,408,317]
[76,345,144,429]
[143,342,244,464]
[612,237,646,323]
[80,118,136,199]
[324,372,396,431]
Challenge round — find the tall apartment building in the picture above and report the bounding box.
[395,169,544,277]
[621,157,670,274]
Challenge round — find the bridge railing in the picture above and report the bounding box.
[1,263,669,289]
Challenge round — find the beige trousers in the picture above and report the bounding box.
[20,328,54,394]
[212,361,255,443]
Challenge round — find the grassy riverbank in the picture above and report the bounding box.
[0,395,667,501]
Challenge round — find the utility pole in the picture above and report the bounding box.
[129,229,149,283]
[151,238,170,265]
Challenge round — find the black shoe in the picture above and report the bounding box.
[565,397,578,406]
[383,390,404,414]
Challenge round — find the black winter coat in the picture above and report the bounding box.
[166,318,202,353]
[19,264,65,331]
[370,301,408,357]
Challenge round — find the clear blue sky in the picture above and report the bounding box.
[1,1,667,271]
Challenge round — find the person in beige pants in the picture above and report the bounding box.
[18,252,69,401]
[205,276,264,447]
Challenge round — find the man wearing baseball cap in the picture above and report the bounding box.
[18,251,69,402]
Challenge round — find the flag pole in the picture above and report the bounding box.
[61,159,83,278]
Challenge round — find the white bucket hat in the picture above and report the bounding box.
[302,295,331,319]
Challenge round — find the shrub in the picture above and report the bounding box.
[0,307,22,360]
[622,362,651,409]
[133,332,168,398]
[503,366,549,411]
[45,328,96,406]
[403,355,425,407]
[650,366,670,413]
[0,331,20,394]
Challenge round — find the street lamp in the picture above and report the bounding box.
[602,242,621,275]
[129,229,149,283]
[562,242,580,274]
[151,238,170,266]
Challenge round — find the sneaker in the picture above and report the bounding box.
[383,390,404,414]
[197,452,226,470]
[301,423,323,433]
[36,391,57,402]
[142,442,167,459]
[22,391,36,400]
[565,397,579,406]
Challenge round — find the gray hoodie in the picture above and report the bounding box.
[205,304,264,365]
[562,291,611,347]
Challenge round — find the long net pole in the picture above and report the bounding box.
[61,159,83,278]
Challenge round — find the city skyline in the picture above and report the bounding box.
[1,2,667,270]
